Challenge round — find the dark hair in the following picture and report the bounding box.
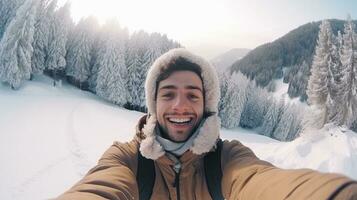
[155,56,203,99]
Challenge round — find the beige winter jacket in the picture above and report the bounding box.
[57,116,357,200]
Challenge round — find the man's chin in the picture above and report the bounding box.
[168,129,193,142]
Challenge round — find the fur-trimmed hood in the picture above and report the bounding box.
[140,48,221,160]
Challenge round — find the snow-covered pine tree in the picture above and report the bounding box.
[340,15,357,128]
[0,0,25,39]
[306,20,334,126]
[31,0,57,74]
[95,19,129,106]
[259,97,285,138]
[352,18,357,131]
[272,102,303,141]
[218,72,230,116]
[46,1,72,84]
[65,16,99,89]
[286,104,304,141]
[87,22,112,93]
[126,31,151,111]
[148,32,165,59]
[239,80,270,129]
[326,30,349,126]
[0,0,39,89]
[157,33,180,54]
[288,60,310,101]
[219,72,249,128]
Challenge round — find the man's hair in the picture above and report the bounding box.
[154,56,203,99]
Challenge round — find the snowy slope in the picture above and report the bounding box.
[270,78,303,105]
[1,75,356,200]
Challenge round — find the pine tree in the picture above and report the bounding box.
[95,19,129,106]
[287,60,310,101]
[239,81,270,129]
[31,0,56,74]
[286,105,304,141]
[0,0,26,39]
[218,72,230,116]
[306,20,334,126]
[272,103,302,141]
[259,97,285,138]
[126,31,151,111]
[46,1,72,83]
[340,15,357,127]
[219,72,249,128]
[65,16,99,89]
[0,0,39,89]
[327,30,349,125]
[87,23,111,93]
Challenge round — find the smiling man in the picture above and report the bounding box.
[58,48,357,200]
[156,69,204,143]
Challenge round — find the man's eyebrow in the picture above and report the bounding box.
[185,85,203,92]
[158,85,177,90]
[158,84,202,92]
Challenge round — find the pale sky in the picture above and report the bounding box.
[60,0,357,59]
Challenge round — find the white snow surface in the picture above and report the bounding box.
[1,75,357,200]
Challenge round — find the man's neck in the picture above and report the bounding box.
[155,119,205,156]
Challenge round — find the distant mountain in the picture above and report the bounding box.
[230,19,357,101]
[211,48,250,73]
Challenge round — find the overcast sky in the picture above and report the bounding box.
[62,0,357,59]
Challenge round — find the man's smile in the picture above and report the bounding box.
[167,117,192,124]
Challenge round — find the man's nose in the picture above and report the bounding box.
[172,94,189,111]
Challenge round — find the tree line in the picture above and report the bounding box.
[0,0,180,111]
[219,72,304,141]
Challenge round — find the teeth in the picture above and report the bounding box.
[168,118,191,123]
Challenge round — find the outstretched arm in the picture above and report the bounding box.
[221,140,357,200]
[56,140,139,200]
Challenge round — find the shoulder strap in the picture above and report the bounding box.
[204,139,224,200]
[137,151,155,200]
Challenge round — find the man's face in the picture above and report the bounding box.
[156,70,204,142]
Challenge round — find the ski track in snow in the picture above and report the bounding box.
[10,101,95,199]
[67,101,93,177]
[11,155,71,200]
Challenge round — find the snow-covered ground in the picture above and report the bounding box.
[1,75,357,200]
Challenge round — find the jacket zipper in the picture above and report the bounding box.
[173,169,181,200]
[172,162,182,200]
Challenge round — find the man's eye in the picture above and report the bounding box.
[188,94,199,100]
[161,93,174,98]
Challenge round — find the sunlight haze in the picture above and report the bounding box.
[61,0,357,59]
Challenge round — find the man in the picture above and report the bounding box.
[58,48,357,199]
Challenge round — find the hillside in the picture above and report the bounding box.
[230,19,357,101]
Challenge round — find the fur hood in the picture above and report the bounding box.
[140,48,221,160]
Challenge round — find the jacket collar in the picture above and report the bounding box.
[136,114,221,160]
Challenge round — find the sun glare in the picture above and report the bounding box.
[63,0,231,42]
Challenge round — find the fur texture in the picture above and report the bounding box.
[140,48,221,160]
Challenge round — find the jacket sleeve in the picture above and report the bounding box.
[221,140,357,200]
[56,140,139,200]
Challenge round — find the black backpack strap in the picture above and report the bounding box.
[204,139,224,200]
[136,151,155,200]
